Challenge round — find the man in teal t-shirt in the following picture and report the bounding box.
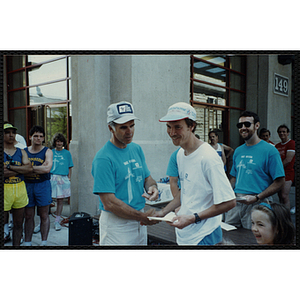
[92,101,159,246]
[225,111,285,229]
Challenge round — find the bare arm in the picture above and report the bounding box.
[3,150,33,177]
[223,144,234,159]
[142,175,159,201]
[97,193,157,225]
[169,199,236,229]
[240,176,285,205]
[68,167,72,180]
[169,176,180,198]
[32,148,53,174]
[282,151,295,167]
[230,176,236,189]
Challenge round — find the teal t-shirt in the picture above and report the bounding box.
[92,141,151,212]
[230,140,285,195]
[166,148,181,189]
[51,149,74,176]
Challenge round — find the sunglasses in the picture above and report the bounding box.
[236,121,253,129]
[6,154,16,165]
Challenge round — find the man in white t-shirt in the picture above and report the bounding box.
[153,102,236,245]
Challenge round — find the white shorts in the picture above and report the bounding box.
[99,210,147,246]
[50,174,71,199]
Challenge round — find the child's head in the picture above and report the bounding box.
[251,202,295,245]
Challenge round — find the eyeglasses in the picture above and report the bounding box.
[6,154,15,165]
[236,121,253,129]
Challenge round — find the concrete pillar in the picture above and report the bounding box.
[69,55,111,216]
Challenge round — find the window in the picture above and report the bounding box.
[6,55,71,148]
[190,54,246,150]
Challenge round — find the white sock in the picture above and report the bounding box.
[4,224,9,235]
[55,216,61,223]
[24,242,32,246]
[40,240,47,246]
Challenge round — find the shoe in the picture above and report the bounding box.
[290,207,296,214]
[33,224,40,234]
[54,221,61,231]
[4,232,11,244]
[8,221,13,231]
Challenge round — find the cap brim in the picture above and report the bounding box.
[159,115,189,122]
[114,115,140,124]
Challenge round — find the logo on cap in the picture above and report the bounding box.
[117,103,133,114]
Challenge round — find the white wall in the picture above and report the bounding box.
[69,55,190,216]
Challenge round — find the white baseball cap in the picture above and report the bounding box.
[159,102,197,122]
[107,101,140,124]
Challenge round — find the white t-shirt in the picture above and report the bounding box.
[176,142,235,245]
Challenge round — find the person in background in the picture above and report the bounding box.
[275,124,295,212]
[24,125,53,246]
[259,128,275,146]
[251,202,295,245]
[154,102,236,245]
[92,101,159,245]
[208,130,234,172]
[3,123,32,245]
[50,133,73,231]
[225,111,285,229]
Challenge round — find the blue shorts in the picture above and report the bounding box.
[197,226,222,245]
[25,180,52,208]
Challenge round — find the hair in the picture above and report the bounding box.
[108,121,116,131]
[277,124,290,133]
[239,111,260,124]
[208,130,219,138]
[51,132,67,149]
[259,128,271,138]
[184,118,197,133]
[251,203,295,245]
[29,125,45,137]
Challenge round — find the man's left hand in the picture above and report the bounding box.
[142,185,159,201]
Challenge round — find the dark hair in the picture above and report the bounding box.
[252,203,295,245]
[51,132,67,149]
[208,130,219,138]
[277,124,290,133]
[259,128,271,138]
[239,111,260,124]
[29,125,45,137]
[184,119,197,133]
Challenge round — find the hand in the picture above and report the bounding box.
[142,185,159,201]
[238,195,257,205]
[167,214,194,229]
[140,208,160,226]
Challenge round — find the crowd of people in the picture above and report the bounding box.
[4,101,296,246]
[4,123,73,246]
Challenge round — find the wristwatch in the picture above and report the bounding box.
[194,213,201,224]
[255,194,260,201]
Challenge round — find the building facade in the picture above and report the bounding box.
[3,53,294,216]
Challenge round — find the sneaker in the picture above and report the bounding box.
[33,224,40,234]
[4,232,11,244]
[290,206,296,214]
[54,221,61,231]
[8,221,13,231]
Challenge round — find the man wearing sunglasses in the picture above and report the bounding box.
[225,111,285,229]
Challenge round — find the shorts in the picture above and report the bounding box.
[26,180,52,208]
[197,226,222,245]
[99,209,147,246]
[50,174,71,199]
[285,170,294,182]
[4,181,28,211]
[225,193,273,229]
